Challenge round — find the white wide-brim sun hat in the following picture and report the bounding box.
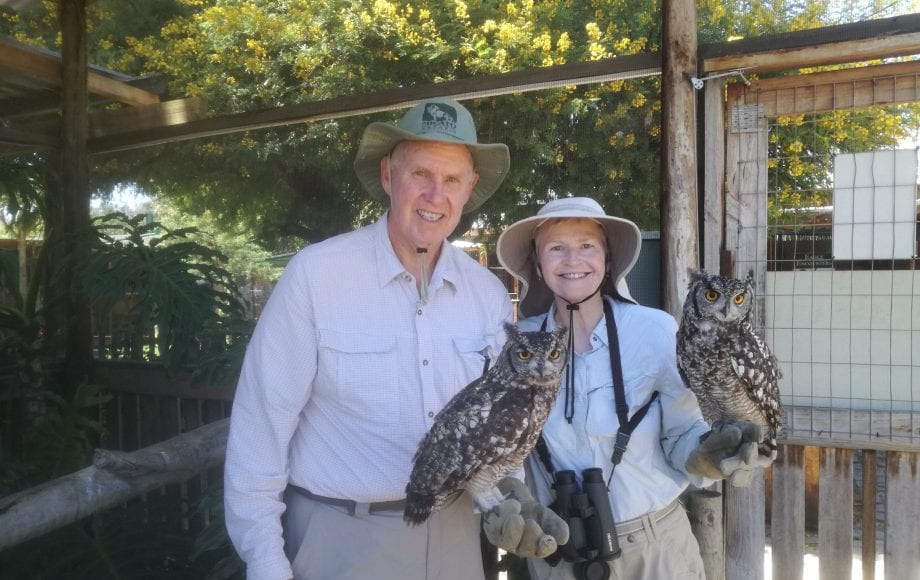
[497,197,642,318]
[353,98,511,214]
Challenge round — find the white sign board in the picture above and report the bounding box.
[832,149,918,260]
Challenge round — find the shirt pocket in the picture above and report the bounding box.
[317,329,401,411]
[585,385,619,438]
[452,336,493,384]
[584,371,657,438]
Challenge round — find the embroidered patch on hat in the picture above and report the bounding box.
[422,102,458,135]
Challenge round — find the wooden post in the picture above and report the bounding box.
[724,83,769,580]
[819,447,854,580]
[885,451,920,579]
[725,472,766,580]
[771,444,805,580]
[661,1,724,577]
[659,0,699,314]
[685,486,724,580]
[861,450,876,580]
[44,0,93,389]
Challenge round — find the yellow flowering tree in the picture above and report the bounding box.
[1,0,916,245]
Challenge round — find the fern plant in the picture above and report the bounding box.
[74,212,250,373]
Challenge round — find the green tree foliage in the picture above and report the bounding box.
[3,0,916,246]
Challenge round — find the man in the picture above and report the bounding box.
[224,98,566,580]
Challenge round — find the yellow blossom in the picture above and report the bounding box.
[557,32,571,53]
[456,0,470,20]
[585,22,601,41]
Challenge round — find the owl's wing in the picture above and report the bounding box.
[729,329,783,422]
[407,380,529,497]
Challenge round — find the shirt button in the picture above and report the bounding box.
[592,336,599,342]
[417,309,422,315]
[428,411,434,418]
[422,359,429,366]
[627,534,636,543]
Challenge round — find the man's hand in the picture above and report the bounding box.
[686,421,774,487]
[482,477,569,558]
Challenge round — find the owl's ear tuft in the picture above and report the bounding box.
[744,270,755,286]
[553,325,569,342]
[688,268,706,287]
[503,321,519,338]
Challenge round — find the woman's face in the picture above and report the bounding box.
[534,218,607,305]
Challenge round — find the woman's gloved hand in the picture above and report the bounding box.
[482,476,570,558]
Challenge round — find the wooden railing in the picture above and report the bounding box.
[768,404,920,580]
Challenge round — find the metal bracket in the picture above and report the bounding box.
[690,68,751,90]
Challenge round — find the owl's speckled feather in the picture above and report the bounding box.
[404,323,568,526]
[677,270,783,458]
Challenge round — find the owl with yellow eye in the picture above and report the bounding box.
[404,323,569,525]
[676,270,783,460]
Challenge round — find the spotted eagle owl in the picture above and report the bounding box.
[404,323,568,525]
[676,270,783,458]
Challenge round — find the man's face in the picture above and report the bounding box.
[381,140,479,253]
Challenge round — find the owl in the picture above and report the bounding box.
[404,323,568,526]
[676,270,783,459]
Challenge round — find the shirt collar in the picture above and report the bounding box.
[372,212,460,294]
[545,297,612,349]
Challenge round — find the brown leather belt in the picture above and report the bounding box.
[288,484,407,516]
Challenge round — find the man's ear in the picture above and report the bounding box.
[379,156,390,195]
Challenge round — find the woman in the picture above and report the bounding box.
[496,197,761,580]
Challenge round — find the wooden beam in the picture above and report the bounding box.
[730,61,920,117]
[704,33,920,75]
[701,13,920,73]
[0,126,58,150]
[702,77,725,273]
[88,52,661,154]
[0,36,160,106]
[89,96,209,138]
[86,14,920,155]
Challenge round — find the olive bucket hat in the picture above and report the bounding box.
[496,197,642,318]
[353,98,511,213]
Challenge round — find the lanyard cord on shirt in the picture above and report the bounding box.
[559,284,603,423]
[537,295,659,490]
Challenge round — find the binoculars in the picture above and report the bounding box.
[548,468,621,579]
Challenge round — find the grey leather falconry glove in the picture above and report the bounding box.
[482,476,570,558]
[686,420,774,487]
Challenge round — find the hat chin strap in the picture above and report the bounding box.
[560,281,604,423]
